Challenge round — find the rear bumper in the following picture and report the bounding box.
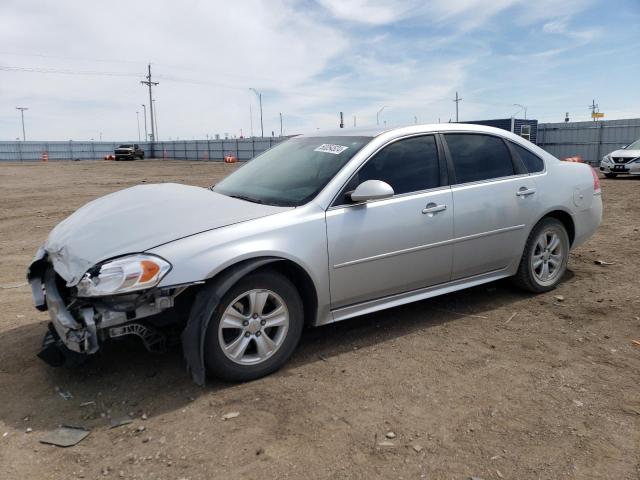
[572,194,603,249]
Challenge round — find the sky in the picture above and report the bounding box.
[0,0,638,141]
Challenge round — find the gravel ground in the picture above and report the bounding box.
[0,160,639,480]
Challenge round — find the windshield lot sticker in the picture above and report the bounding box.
[314,144,349,155]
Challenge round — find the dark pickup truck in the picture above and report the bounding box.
[114,144,145,160]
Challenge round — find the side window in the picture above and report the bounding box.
[511,142,544,173]
[338,135,440,204]
[445,134,514,184]
[520,124,531,141]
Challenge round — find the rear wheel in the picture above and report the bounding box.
[203,270,303,382]
[604,172,617,178]
[513,217,570,293]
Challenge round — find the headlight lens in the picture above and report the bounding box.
[76,254,171,297]
[602,155,611,164]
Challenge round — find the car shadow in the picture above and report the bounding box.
[0,277,539,432]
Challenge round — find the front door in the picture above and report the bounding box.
[326,135,454,308]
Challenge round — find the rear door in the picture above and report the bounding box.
[326,135,454,308]
[442,133,540,280]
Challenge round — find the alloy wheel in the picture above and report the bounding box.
[217,289,289,365]
[531,229,565,286]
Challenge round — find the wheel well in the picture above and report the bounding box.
[543,210,575,246]
[209,257,318,327]
[261,260,318,327]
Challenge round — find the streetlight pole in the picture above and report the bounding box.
[513,104,527,119]
[376,106,388,126]
[16,107,28,141]
[152,99,159,141]
[279,112,283,136]
[249,88,263,137]
[141,104,148,140]
[136,111,141,141]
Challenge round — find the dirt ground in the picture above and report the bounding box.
[0,160,638,480]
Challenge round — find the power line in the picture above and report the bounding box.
[0,65,140,77]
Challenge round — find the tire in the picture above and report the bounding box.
[604,173,617,178]
[202,270,304,382]
[140,152,145,159]
[512,217,570,293]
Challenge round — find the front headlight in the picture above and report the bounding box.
[76,254,171,297]
[601,154,612,164]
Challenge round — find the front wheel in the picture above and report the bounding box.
[604,172,617,178]
[202,270,304,382]
[513,218,570,293]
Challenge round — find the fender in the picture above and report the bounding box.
[182,257,282,386]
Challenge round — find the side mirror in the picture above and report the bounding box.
[350,180,394,203]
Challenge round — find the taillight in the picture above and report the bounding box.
[591,167,601,194]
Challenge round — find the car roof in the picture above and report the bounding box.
[302,123,516,138]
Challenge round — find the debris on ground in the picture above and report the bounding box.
[377,440,395,447]
[222,412,240,421]
[632,340,640,347]
[385,431,396,439]
[40,426,90,447]
[554,295,565,302]
[109,416,133,429]
[412,444,423,452]
[79,401,95,407]
[594,259,615,266]
[505,312,517,324]
[55,386,72,400]
[621,404,640,416]
[0,281,28,289]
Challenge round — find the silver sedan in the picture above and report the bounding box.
[27,124,602,384]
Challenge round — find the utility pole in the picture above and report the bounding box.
[16,107,28,141]
[249,88,263,137]
[353,115,356,128]
[136,111,141,141]
[589,99,599,121]
[279,112,283,136]
[414,116,418,124]
[152,99,159,141]
[141,104,148,140]
[140,64,159,141]
[339,112,344,128]
[453,91,462,122]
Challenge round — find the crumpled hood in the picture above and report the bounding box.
[44,183,290,285]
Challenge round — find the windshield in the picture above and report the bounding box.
[118,144,132,148]
[213,136,371,206]
[625,138,640,150]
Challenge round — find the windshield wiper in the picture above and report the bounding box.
[227,194,267,205]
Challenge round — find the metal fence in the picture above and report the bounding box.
[3,119,640,165]
[537,118,640,165]
[0,137,289,162]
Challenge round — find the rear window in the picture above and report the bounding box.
[510,142,544,173]
[445,134,514,184]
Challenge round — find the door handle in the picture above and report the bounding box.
[516,187,536,197]
[422,203,447,215]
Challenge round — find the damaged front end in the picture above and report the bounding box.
[27,248,194,366]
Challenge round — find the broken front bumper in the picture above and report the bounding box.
[28,252,178,359]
